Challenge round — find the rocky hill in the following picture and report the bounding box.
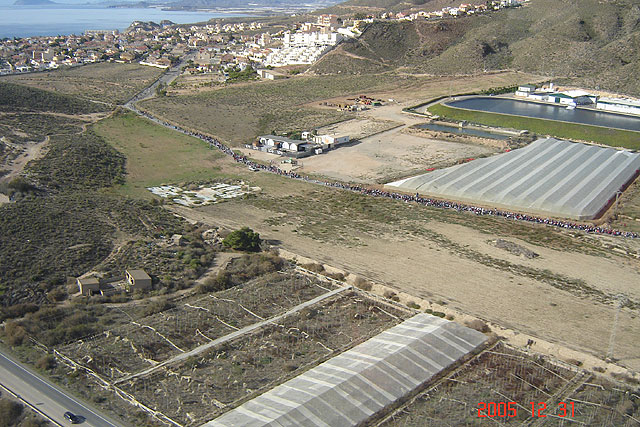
[312,0,640,96]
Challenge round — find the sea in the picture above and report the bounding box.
[0,0,247,38]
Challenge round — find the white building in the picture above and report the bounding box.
[314,134,350,149]
[283,31,343,48]
[596,98,640,116]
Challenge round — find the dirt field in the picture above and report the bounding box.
[300,127,496,183]
[168,181,640,374]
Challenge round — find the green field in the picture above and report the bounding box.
[428,103,640,149]
[92,111,229,197]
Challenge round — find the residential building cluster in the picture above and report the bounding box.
[265,15,345,67]
[377,0,526,21]
[0,19,270,75]
[515,84,640,115]
[0,2,529,75]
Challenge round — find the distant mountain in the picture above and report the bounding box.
[169,0,341,9]
[311,0,640,97]
[13,0,57,4]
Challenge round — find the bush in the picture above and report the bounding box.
[465,319,490,333]
[327,272,345,281]
[35,354,56,370]
[4,321,27,346]
[301,263,324,273]
[353,276,372,291]
[0,399,23,424]
[222,227,261,252]
[407,301,421,310]
[383,290,399,302]
[47,286,67,303]
[223,253,285,285]
[139,298,174,317]
[197,272,231,294]
[0,303,39,321]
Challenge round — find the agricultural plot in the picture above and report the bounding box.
[56,270,332,382]
[117,291,409,426]
[380,343,640,426]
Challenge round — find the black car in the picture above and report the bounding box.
[63,411,81,424]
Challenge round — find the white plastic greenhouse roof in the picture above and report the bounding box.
[202,314,486,427]
[386,138,640,220]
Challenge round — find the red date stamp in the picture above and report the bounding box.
[478,401,575,418]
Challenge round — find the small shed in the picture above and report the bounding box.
[125,269,152,291]
[77,277,100,295]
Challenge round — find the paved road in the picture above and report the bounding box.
[124,53,194,110]
[0,351,126,427]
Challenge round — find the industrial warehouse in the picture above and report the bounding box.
[386,138,640,220]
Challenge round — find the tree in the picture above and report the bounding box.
[222,227,261,252]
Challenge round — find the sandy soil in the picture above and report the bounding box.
[315,117,401,140]
[301,123,496,184]
[0,136,49,185]
[170,202,640,372]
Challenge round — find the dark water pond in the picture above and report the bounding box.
[447,97,640,132]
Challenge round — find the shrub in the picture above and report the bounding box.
[0,303,39,321]
[353,276,373,291]
[383,290,399,302]
[4,321,27,346]
[139,298,174,317]
[222,227,262,252]
[47,286,67,303]
[465,319,490,333]
[407,301,421,310]
[0,399,23,423]
[301,263,324,273]
[197,272,231,294]
[35,354,56,370]
[327,272,345,281]
[223,253,285,285]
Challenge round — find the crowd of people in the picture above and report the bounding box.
[137,109,639,240]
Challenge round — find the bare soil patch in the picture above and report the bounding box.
[300,128,496,183]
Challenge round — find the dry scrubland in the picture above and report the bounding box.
[317,0,640,97]
[1,62,163,104]
[139,71,538,147]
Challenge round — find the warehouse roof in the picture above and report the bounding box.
[386,138,640,220]
[203,314,486,427]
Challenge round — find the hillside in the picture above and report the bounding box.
[323,0,460,15]
[313,0,640,96]
[0,81,109,114]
